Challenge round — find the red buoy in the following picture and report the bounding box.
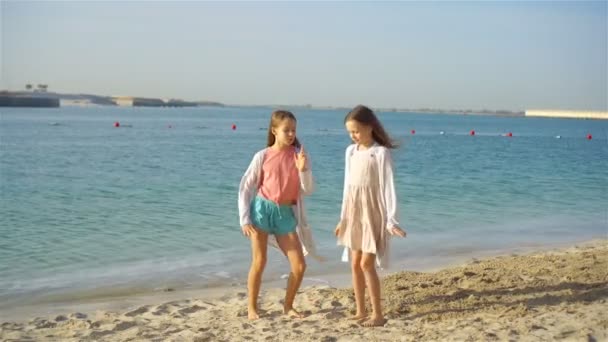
[507,132,513,137]
[232,124,237,130]
[410,129,416,135]
[587,134,592,140]
[114,122,120,128]
[470,130,475,136]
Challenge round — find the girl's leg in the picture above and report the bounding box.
[276,232,306,318]
[350,249,367,320]
[248,229,269,320]
[360,252,386,327]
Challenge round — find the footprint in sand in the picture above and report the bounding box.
[320,336,338,342]
[90,321,102,328]
[88,330,114,339]
[1,322,24,331]
[112,321,137,332]
[70,312,87,319]
[33,319,57,329]
[178,305,206,315]
[168,299,189,306]
[164,328,183,335]
[324,311,346,320]
[196,331,216,341]
[152,305,171,315]
[125,306,149,317]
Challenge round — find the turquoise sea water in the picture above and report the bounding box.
[1,106,606,311]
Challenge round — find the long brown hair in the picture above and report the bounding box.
[266,109,301,148]
[344,105,397,148]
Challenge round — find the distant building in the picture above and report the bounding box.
[113,96,134,106]
[132,98,166,107]
[525,110,608,120]
[60,99,95,107]
[112,96,197,107]
[0,93,59,107]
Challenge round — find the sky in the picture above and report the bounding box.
[1,1,606,111]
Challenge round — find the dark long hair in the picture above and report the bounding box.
[344,105,397,148]
[266,110,301,148]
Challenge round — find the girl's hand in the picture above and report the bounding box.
[334,223,343,237]
[390,226,406,237]
[242,224,258,237]
[294,145,308,171]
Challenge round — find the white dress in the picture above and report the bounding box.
[337,143,400,268]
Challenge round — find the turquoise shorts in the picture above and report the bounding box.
[250,196,297,236]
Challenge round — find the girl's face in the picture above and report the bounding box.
[345,120,373,145]
[272,119,297,147]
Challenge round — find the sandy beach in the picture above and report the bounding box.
[1,240,606,342]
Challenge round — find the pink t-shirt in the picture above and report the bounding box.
[258,146,300,204]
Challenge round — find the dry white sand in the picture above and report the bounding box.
[2,240,606,341]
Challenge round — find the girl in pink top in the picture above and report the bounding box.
[257,145,301,204]
[238,110,318,320]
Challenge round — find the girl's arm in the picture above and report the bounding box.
[298,150,315,196]
[299,169,314,196]
[238,152,262,227]
[339,145,355,222]
[380,147,400,231]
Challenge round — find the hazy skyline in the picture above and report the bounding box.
[2,1,606,111]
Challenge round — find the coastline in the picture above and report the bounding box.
[1,236,599,322]
[2,239,606,341]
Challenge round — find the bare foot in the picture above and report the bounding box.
[248,308,260,320]
[348,313,368,321]
[284,308,304,319]
[360,316,387,327]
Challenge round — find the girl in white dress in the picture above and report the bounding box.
[335,105,407,327]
